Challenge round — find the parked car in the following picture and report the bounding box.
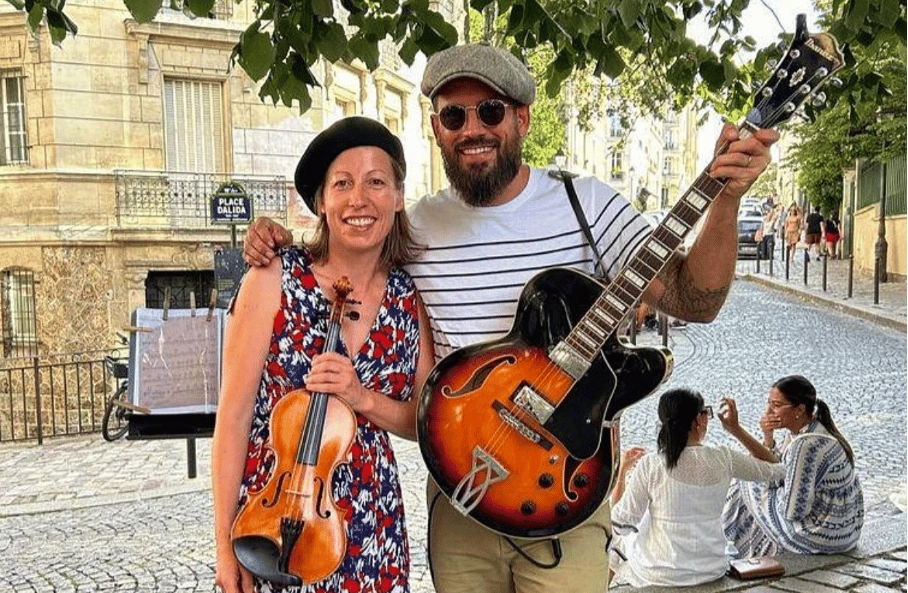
[737,215,763,259]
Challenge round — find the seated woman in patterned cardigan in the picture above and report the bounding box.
[719,375,864,556]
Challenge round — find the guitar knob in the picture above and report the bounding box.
[573,473,590,488]
[555,502,570,516]
[520,501,537,515]
[538,473,554,488]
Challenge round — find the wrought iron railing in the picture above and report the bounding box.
[114,171,288,228]
[0,350,117,442]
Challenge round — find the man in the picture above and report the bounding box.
[243,43,777,593]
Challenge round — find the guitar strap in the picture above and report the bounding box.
[549,169,609,279]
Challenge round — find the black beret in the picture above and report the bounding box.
[294,116,406,213]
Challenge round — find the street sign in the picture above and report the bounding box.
[211,181,253,224]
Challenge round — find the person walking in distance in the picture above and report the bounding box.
[243,43,777,593]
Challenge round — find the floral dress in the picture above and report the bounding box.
[236,247,420,593]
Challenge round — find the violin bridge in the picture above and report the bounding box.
[450,447,509,517]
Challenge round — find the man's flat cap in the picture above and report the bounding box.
[294,116,405,214]
[421,43,536,105]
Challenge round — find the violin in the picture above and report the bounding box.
[231,277,359,586]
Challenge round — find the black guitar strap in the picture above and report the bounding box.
[549,169,608,280]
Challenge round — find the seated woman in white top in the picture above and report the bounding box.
[609,388,784,587]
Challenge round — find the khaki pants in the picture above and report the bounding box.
[427,479,611,593]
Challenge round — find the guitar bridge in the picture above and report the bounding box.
[450,447,509,517]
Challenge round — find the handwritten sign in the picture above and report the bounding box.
[129,308,225,414]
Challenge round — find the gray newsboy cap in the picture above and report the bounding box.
[421,43,536,105]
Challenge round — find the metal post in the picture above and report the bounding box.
[875,158,889,283]
[231,225,238,250]
[803,249,809,286]
[768,252,774,277]
[822,254,827,292]
[847,255,854,299]
[874,257,881,305]
[187,437,198,479]
[660,313,669,347]
[785,246,790,280]
[756,253,761,274]
[33,357,43,445]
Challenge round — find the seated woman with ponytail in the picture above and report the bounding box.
[721,375,864,557]
[609,388,783,587]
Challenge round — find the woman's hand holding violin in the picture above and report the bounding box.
[215,545,255,593]
[306,352,373,413]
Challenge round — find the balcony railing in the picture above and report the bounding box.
[114,171,288,228]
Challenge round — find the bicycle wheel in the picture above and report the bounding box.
[102,383,130,442]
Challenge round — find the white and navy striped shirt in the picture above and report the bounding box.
[406,167,652,359]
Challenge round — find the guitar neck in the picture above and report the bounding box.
[561,122,759,365]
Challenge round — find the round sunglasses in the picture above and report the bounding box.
[436,99,514,131]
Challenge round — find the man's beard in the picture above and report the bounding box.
[441,134,522,207]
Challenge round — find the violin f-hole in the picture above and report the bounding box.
[262,472,292,508]
[314,476,332,519]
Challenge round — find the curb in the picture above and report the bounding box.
[740,273,907,333]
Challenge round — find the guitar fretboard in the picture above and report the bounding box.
[562,167,732,363]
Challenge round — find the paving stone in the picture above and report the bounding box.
[855,583,905,593]
[837,563,907,586]
[771,576,854,593]
[801,569,863,588]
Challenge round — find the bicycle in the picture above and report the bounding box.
[101,354,150,441]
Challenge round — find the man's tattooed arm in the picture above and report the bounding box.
[654,254,732,323]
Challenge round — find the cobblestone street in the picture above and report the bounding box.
[0,278,904,592]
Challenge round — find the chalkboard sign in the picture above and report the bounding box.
[129,308,226,414]
[214,247,246,309]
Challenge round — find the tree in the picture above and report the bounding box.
[8,0,906,117]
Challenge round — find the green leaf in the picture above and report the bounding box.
[349,34,379,69]
[315,21,348,62]
[699,58,725,91]
[594,44,625,79]
[186,0,214,17]
[27,4,43,31]
[311,0,333,18]
[844,0,869,32]
[123,0,164,23]
[617,0,640,28]
[238,28,274,82]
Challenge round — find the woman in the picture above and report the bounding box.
[609,388,783,587]
[721,375,864,557]
[824,211,841,259]
[783,204,803,259]
[212,117,434,593]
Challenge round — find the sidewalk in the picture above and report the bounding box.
[735,254,906,332]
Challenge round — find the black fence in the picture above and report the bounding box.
[0,350,119,443]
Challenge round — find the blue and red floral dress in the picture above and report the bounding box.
[236,247,420,593]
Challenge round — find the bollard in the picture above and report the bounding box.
[33,356,43,445]
[822,255,827,292]
[187,437,197,479]
[785,246,790,280]
[874,257,881,305]
[768,252,774,276]
[803,249,809,286]
[756,253,761,274]
[847,255,854,299]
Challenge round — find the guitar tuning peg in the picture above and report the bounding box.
[799,84,812,95]
[789,49,801,59]
[767,58,778,69]
[817,67,829,77]
[761,87,773,97]
[829,77,843,88]
[784,102,797,113]
[811,91,827,107]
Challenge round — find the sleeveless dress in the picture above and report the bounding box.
[236,247,420,593]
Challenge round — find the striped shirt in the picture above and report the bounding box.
[406,167,652,359]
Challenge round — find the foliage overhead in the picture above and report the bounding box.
[8,0,906,117]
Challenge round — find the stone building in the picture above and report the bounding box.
[0,0,456,359]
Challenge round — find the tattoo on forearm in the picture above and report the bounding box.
[656,256,731,322]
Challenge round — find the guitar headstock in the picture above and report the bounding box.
[746,14,845,129]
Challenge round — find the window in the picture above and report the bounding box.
[0,72,28,165]
[610,152,623,178]
[663,157,672,175]
[145,270,216,309]
[608,112,623,138]
[382,88,403,136]
[664,129,676,150]
[163,79,225,172]
[1,268,37,357]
